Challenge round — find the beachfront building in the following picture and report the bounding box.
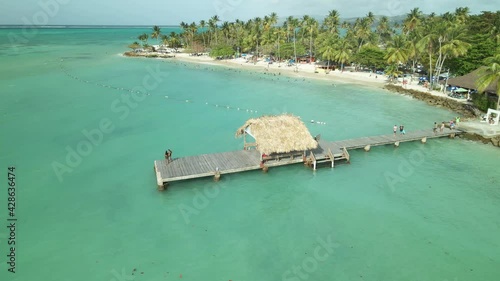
[235,114,318,161]
[447,68,498,101]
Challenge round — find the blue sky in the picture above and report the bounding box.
[1,0,497,25]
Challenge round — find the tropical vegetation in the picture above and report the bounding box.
[129,8,499,107]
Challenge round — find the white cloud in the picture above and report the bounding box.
[0,0,496,25]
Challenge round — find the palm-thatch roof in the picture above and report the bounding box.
[447,68,498,94]
[235,114,318,154]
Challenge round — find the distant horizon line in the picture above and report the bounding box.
[0,24,182,27]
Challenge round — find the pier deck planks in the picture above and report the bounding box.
[154,129,462,185]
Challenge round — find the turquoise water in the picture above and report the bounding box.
[0,28,499,281]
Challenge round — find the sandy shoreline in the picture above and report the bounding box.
[123,51,470,103]
[169,53,387,89]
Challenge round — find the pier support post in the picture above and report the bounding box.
[449,133,455,139]
[157,182,168,191]
[421,137,427,144]
[214,171,221,181]
[262,166,269,173]
[394,141,400,147]
[364,145,371,152]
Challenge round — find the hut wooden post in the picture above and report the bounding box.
[310,151,317,170]
[328,148,335,168]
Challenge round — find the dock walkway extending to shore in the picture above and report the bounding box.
[153,129,462,189]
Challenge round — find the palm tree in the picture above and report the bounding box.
[209,15,220,45]
[151,25,161,46]
[417,17,440,89]
[476,54,500,110]
[199,20,207,50]
[385,63,403,83]
[128,41,141,51]
[406,33,422,79]
[250,17,263,60]
[221,21,230,42]
[168,32,181,51]
[161,35,169,48]
[323,10,340,35]
[403,8,424,35]
[376,16,392,45]
[354,17,371,50]
[273,27,286,66]
[454,7,470,24]
[320,44,335,72]
[304,17,318,63]
[290,17,300,70]
[436,24,470,79]
[189,22,198,49]
[267,12,278,28]
[333,38,352,72]
[365,12,376,26]
[138,33,149,47]
[386,34,409,65]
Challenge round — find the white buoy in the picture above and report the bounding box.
[421,137,427,144]
[364,145,371,152]
[394,141,400,147]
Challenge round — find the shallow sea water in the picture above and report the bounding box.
[0,28,499,281]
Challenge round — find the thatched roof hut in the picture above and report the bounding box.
[447,68,498,94]
[235,114,318,154]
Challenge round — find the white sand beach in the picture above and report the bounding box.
[172,53,388,88]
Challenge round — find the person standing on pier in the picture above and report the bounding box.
[393,125,398,136]
[440,122,445,132]
[165,149,173,162]
[433,122,438,134]
[400,125,405,135]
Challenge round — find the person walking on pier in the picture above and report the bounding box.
[399,125,405,135]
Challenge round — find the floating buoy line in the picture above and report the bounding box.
[59,59,328,125]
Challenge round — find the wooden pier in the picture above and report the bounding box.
[154,128,462,190]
